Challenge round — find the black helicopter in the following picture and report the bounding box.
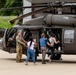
[0,0,76,60]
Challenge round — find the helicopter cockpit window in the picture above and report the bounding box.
[22,29,32,41]
[64,30,74,43]
[6,28,17,47]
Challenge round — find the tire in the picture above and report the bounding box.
[51,53,61,60]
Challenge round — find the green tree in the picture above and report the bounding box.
[0,0,6,8]
[0,0,23,16]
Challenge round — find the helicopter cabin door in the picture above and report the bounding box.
[2,28,8,48]
[63,29,76,54]
[3,28,17,52]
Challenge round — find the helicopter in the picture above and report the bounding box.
[0,28,5,37]
[0,0,76,60]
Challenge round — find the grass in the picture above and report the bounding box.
[0,16,17,29]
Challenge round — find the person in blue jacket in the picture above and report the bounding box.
[40,33,47,64]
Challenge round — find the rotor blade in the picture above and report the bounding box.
[1,2,76,11]
[9,7,51,24]
[0,5,47,11]
[63,2,76,6]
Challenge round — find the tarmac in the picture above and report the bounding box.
[0,49,76,75]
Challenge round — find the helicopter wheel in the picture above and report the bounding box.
[50,53,61,60]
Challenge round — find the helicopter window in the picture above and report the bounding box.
[6,28,17,38]
[6,28,17,47]
[64,30,74,43]
[22,28,32,41]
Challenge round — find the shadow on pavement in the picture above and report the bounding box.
[1,58,76,64]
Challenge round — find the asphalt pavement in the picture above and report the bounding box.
[0,50,76,75]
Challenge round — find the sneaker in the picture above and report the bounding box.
[25,62,28,65]
[33,62,37,65]
[42,62,46,64]
[20,60,24,62]
[16,61,20,63]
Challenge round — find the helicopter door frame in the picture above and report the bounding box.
[3,28,17,48]
[63,28,76,54]
[40,27,63,51]
[3,28,8,48]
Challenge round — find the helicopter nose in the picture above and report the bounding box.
[0,39,3,50]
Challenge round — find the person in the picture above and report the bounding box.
[16,30,27,63]
[25,37,37,65]
[39,33,47,64]
[47,34,59,61]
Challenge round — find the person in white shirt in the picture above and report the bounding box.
[47,34,59,60]
[25,37,37,65]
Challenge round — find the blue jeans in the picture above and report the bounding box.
[26,49,35,63]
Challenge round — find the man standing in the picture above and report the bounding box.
[39,33,47,64]
[16,30,27,63]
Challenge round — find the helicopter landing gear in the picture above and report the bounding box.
[35,53,37,61]
[50,53,61,60]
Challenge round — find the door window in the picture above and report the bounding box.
[64,30,74,43]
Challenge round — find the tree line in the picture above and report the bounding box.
[0,0,23,16]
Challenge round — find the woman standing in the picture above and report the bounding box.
[25,37,37,65]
